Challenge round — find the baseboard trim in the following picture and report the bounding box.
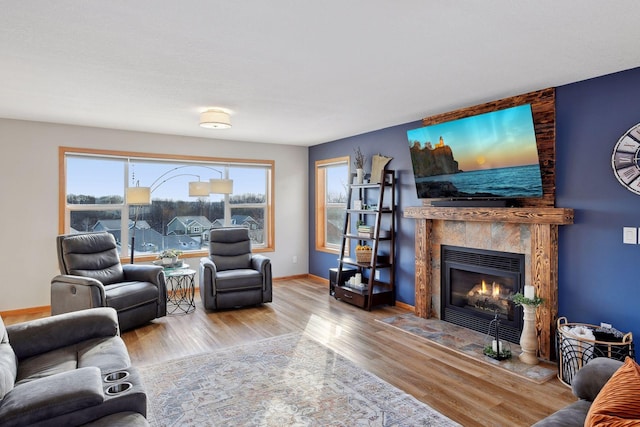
[306,273,328,284]
[274,274,311,281]
[395,300,414,311]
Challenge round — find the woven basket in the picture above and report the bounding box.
[355,249,372,263]
[557,317,634,386]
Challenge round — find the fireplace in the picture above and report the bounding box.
[404,206,573,360]
[441,245,525,343]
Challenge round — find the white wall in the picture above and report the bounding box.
[0,118,309,311]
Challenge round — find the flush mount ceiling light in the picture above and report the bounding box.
[200,109,231,129]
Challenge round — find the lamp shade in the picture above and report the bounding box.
[189,181,211,197]
[210,178,233,194]
[126,187,151,205]
[200,110,231,129]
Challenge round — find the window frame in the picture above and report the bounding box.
[59,146,275,262]
[315,156,349,254]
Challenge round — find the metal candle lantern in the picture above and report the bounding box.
[484,312,512,360]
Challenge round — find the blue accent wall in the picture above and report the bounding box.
[556,66,640,341]
[309,66,640,341]
[308,122,422,305]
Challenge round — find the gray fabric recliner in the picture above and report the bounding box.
[0,308,148,427]
[51,232,167,331]
[199,227,272,310]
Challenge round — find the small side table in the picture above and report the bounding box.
[163,264,196,315]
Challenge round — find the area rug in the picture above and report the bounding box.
[139,332,460,426]
[377,313,557,384]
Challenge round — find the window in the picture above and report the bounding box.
[60,147,274,262]
[315,156,349,253]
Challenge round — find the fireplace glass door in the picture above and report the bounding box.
[441,245,525,343]
[449,267,517,322]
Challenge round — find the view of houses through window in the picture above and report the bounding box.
[315,157,349,253]
[61,148,274,260]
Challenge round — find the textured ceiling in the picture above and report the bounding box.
[2,1,640,146]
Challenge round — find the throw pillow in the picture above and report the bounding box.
[585,356,640,427]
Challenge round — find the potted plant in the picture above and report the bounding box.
[353,147,366,184]
[158,249,182,266]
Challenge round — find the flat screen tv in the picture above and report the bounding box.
[407,104,543,202]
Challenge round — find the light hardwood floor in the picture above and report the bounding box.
[4,277,575,426]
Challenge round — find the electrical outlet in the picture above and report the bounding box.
[623,227,637,244]
[292,255,297,264]
[374,270,380,280]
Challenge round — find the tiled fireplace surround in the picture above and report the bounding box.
[404,207,574,361]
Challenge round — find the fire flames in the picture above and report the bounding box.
[478,280,501,298]
[467,280,512,315]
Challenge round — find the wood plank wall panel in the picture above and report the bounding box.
[531,223,560,361]
[548,225,560,360]
[530,224,549,360]
[414,219,432,318]
[421,87,556,207]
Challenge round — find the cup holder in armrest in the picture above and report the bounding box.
[104,371,130,382]
[105,382,133,395]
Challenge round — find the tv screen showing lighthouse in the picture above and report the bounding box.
[407,104,543,199]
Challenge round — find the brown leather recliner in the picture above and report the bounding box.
[51,232,167,331]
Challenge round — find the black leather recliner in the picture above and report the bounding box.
[199,227,272,310]
[51,232,167,331]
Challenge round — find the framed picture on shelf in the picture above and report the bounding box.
[369,154,392,184]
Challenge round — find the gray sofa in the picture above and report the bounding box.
[532,357,623,426]
[0,307,148,427]
[199,227,272,310]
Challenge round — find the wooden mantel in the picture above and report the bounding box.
[404,206,574,360]
[404,207,574,225]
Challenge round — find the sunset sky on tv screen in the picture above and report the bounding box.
[406,104,539,172]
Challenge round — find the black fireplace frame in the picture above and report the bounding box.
[441,245,525,343]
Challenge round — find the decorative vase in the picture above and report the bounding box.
[356,168,364,184]
[519,305,539,365]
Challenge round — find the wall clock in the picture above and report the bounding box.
[611,123,640,195]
